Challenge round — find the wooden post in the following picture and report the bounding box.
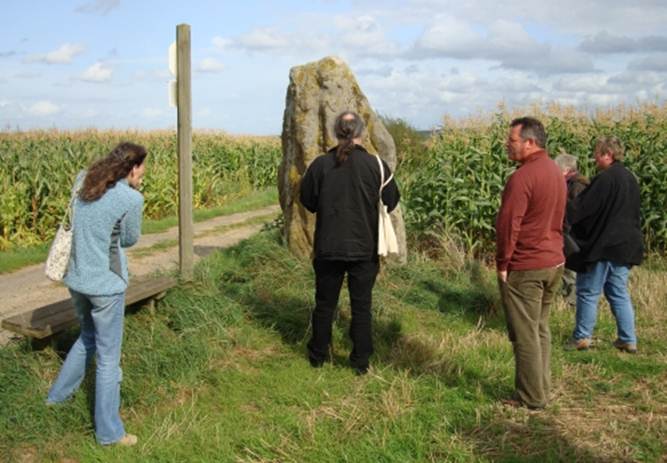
[177,24,193,280]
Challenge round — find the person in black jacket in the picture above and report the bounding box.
[566,136,643,353]
[554,152,589,306]
[299,111,400,374]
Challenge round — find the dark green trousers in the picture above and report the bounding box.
[499,266,563,408]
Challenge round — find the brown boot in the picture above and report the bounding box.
[613,339,637,354]
[116,434,138,446]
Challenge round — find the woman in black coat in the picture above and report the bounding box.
[299,111,400,374]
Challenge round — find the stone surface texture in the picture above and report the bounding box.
[278,56,407,263]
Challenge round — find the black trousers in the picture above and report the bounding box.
[307,258,379,369]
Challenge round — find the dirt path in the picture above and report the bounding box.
[0,205,280,345]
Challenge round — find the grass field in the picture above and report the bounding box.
[1,230,665,462]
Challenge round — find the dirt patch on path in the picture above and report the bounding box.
[0,205,280,345]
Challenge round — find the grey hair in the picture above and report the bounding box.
[554,153,578,172]
[333,111,364,166]
[510,116,547,149]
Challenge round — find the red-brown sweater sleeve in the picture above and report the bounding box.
[496,172,528,271]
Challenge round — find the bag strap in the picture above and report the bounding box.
[63,173,85,229]
[375,155,393,195]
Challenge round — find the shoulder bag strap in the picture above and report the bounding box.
[63,173,85,230]
[375,155,393,193]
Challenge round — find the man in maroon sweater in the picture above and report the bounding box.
[496,117,566,410]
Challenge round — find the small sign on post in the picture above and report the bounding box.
[168,42,177,107]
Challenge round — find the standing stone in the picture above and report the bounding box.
[278,56,407,263]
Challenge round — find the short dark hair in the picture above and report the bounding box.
[595,136,624,161]
[510,117,546,149]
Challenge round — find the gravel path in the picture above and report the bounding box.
[0,205,280,345]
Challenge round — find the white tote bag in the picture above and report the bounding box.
[45,179,82,281]
[375,155,399,256]
[45,223,73,281]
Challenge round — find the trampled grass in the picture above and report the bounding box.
[1,230,665,462]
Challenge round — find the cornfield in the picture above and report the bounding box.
[3,103,666,256]
[0,130,280,250]
[400,102,667,257]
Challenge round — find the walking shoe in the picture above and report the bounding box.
[564,337,592,351]
[354,365,369,376]
[115,434,138,446]
[613,339,637,354]
[501,398,544,411]
[309,358,325,368]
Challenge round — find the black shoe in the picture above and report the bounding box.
[353,365,369,376]
[309,357,325,368]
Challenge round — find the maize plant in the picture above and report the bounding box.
[0,130,280,250]
[401,103,667,257]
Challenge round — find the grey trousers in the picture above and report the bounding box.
[499,266,563,408]
[561,268,577,306]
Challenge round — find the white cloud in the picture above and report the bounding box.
[413,15,482,57]
[212,36,232,50]
[30,43,85,64]
[13,72,40,79]
[498,47,595,75]
[27,101,60,116]
[412,17,594,74]
[7,0,667,133]
[235,28,291,51]
[553,75,610,93]
[44,43,85,64]
[198,58,224,73]
[81,62,112,82]
[75,0,120,15]
[334,15,401,57]
[214,27,332,59]
[580,31,667,54]
[628,54,667,72]
[406,0,667,36]
[357,65,394,77]
[607,71,667,95]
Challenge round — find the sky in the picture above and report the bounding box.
[2,0,667,135]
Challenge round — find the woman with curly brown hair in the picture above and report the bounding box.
[46,142,147,446]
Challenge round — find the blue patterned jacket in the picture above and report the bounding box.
[63,171,144,295]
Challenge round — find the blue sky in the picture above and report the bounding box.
[2,0,666,134]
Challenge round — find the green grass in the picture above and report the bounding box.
[1,230,665,462]
[0,188,277,274]
[0,243,50,274]
[140,187,277,234]
[130,214,277,258]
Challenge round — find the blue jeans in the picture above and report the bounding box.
[573,261,637,344]
[47,290,127,445]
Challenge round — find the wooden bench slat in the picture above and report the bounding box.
[6,300,73,326]
[1,276,177,339]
